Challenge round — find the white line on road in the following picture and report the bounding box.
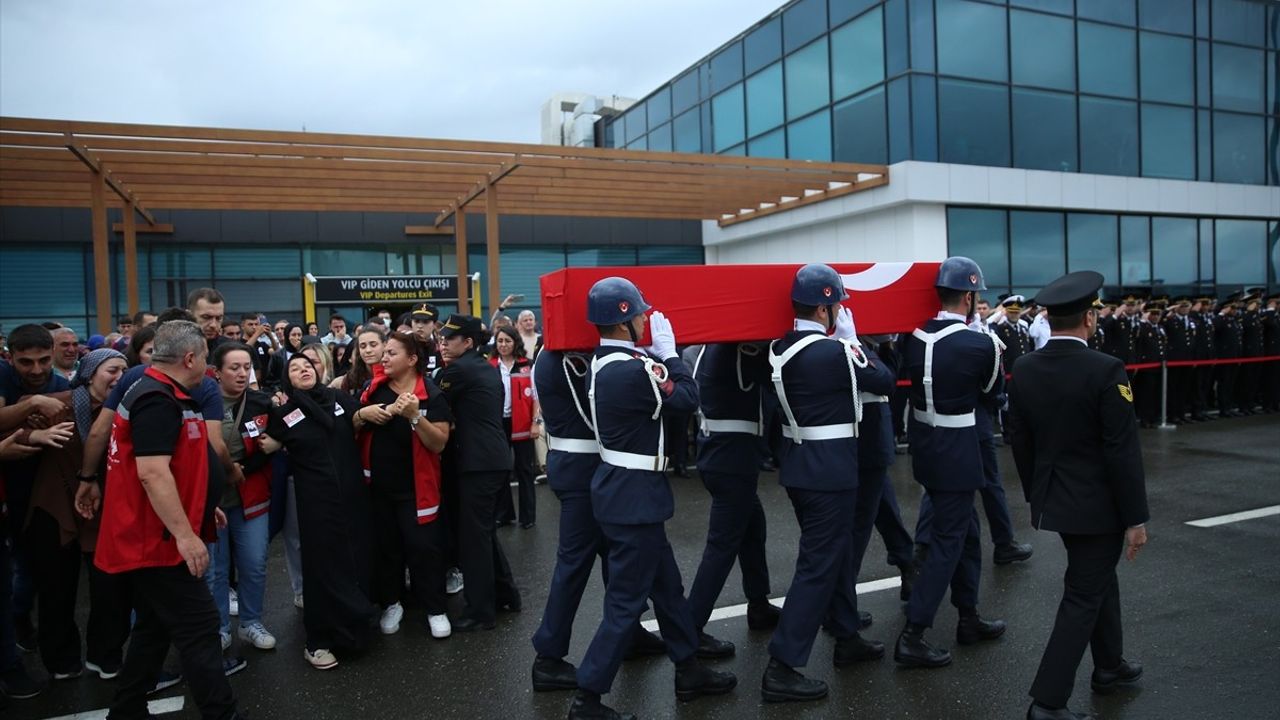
[641,575,902,632]
[1186,504,1280,528]
[41,695,185,720]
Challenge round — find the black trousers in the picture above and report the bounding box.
[686,470,771,628]
[1236,362,1261,411]
[1217,364,1238,414]
[108,564,237,720]
[370,491,448,615]
[1134,368,1161,424]
[1194,365,1214,415]
[458,470,520,624]
[497,420,537,526]
[1030,532,1125,709]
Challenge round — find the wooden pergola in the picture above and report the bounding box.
[0,117,889,333]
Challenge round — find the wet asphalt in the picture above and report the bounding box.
[11,414,1280,720]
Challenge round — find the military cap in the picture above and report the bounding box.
[1034,270,1104,317]
[411,303,439,320]
[439,313,483,339]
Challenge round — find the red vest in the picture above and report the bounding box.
[358,373,442,525]
[491,357,535,441]
[234,398,272,520]
[95,367,214,574]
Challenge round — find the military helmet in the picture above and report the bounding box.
[587,276,652,325]
[791,263,849,306]
[935,256,987,292]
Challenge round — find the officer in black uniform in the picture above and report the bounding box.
[993,295,1034,370]
[1190,296,1216,421]
[1088,298,1107,350]
[570,278,735,720]
[1237,291,1265,414]
[1161,297,1195,424]
[761,264,896,702]
[686,342,781,639]
[1132,299,1167,428]
[410,304,444,373]
[1260,293,1280,412]
[1215,295,1244,417]
[895,257,1007,669]
[1007,270,1148,720]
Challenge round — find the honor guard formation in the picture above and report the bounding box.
[1,268,1278,720]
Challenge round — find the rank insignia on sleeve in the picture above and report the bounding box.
[1118,384,1133,403]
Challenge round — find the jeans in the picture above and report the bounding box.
[206,508,269,634]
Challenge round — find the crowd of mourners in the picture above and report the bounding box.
[0,288,547,717]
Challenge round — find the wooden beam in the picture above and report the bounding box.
[717,174,891,227]
[404,225,455,236]
[112,222,173,233]
[485,185,500,319]
[122,201,139,316]
[90,169,112,335]
[66,139,156,224]
[454,210,469,313]
[434,159,521,227]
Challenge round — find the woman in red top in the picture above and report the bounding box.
[490,326,541,529]
[331,327,386,396]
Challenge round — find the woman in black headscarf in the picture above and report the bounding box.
[259,353,375,671]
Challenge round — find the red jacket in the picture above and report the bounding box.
[231,390,274,520]
[358,373,442,525]
[95,367,215,574]
[491,356,535,441]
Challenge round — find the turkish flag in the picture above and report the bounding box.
[540,262,942,351]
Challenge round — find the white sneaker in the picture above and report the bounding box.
[229,588,239,617]
[304,648,338,671]
[428,614,451,639]
[445,567,464,595]
[238,623,277,650]
[379,602,404,635]
[293,593,305,609]
[220,631,232,651]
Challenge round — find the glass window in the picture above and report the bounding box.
[1068,213,1120,283]
[1139,0,1193,35]
[1213,111,1264,184]
[785,38,830,121]
[625,136,648,151]
[831,0,879,27]
[648,88,672,127]
[1080,97,1139,176]
[1151,217,1197,286]
[1010,0,1072,13]
[885,0,909,75]
[672,70,700,114]
[938,79,1011,167]
[787,110,833,161]
[701,104,713,154]
[1010,10,1075,91]
[214,247,301,279]
[1139,33,1194,105]
[0,245,87,318]
[1011,211,1066,288]
[1077,0,1135,25]
[888,77,910,163]
[1197,108,1212,181]
[1120,215,1151,285]
[500,248,566,302]
[673,108,701,153]
[1078,22,1137,98]
[1199,218,1214,286]
[745,17,782,75]
[721,144,747,156]
[784,0,827,53]
[947,208,1010,288]
[710,42,744,95]
[624,105,647,144]
[712,84,746,152]
[648,122,673,152]
[831,7,884,101]
[749,127,788,158]
[1196,40,1210,106]
[1212,43,1264,113]
[213,280,300,315]
[1214,220,1267,284]
[746,62,785,137]
[834,87,888,163]
[638,246,704,265]
[567,247,636,267]
[1012,89,1077,172]
[936,0,1008,82]
[909,0,936,72]
[306,247,384,275]
[912,75,939,161]
[1212,0,1266,47]
[151,244,212,278]
[1141,104,1195,179]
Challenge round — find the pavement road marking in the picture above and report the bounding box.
[41,695,184,720]
[1186,504,1280,528]
[641,575,902,632]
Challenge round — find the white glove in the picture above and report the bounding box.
[832,306,859,344]
[644,311,678,360]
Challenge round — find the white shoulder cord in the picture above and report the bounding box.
[838,338,869,435]
[982,331,1004,394]
[641,356,667,421]
[563,354,595,432]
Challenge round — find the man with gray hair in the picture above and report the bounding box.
[52,327,80,381]
[94,321,245,720]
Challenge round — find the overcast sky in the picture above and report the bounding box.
[0,0,783,143]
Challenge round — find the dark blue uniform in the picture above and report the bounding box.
[687,344,773,628]
[768,328,895,669]
[904,316,1001,628]
[576,343,700,695]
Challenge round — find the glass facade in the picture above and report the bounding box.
[604,0,1278,186]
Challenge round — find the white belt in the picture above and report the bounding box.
[702,418,762,435]
[860,392,888,404]
[912,408,975,428]
[781,423,857,441]
[547,435,599,454]
[599,447,669,472]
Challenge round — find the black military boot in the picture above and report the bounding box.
[695,631,735,659]
[760,657,828,703]
[1091,658,1143,693]
[567,690,636,720]
[622,627,666,660]
[955,611,1006,645]
[1027,701,1097,719]
[532,656,577,692]
[894,623,952,668]
[993,541,1034,565]
[674,658,737,702]
[746,600,781,630]
[833,633,885,667]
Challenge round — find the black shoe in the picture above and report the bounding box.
[746,600,781,630]
[761,657,828,703]
[495,518,514,528]
[567,690,636,720]
[531,656,577,692]
[147,669,183,695]
[696,631,735,659]
[956,614,1006,645]
[453,617,496,632]
[674,660,737,702]
[0,665,45,699]
[1027,701,1097,719]
[623,628,666,660]
[859,610,873,629]
[899,563,918,602]
[833,633,884,667]
[993,541,1033,565]
[1091,658,1143,693]
[894,625,951,668]
[520,522,535,529]
[222,656,247,677]
[13,615,36,654]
